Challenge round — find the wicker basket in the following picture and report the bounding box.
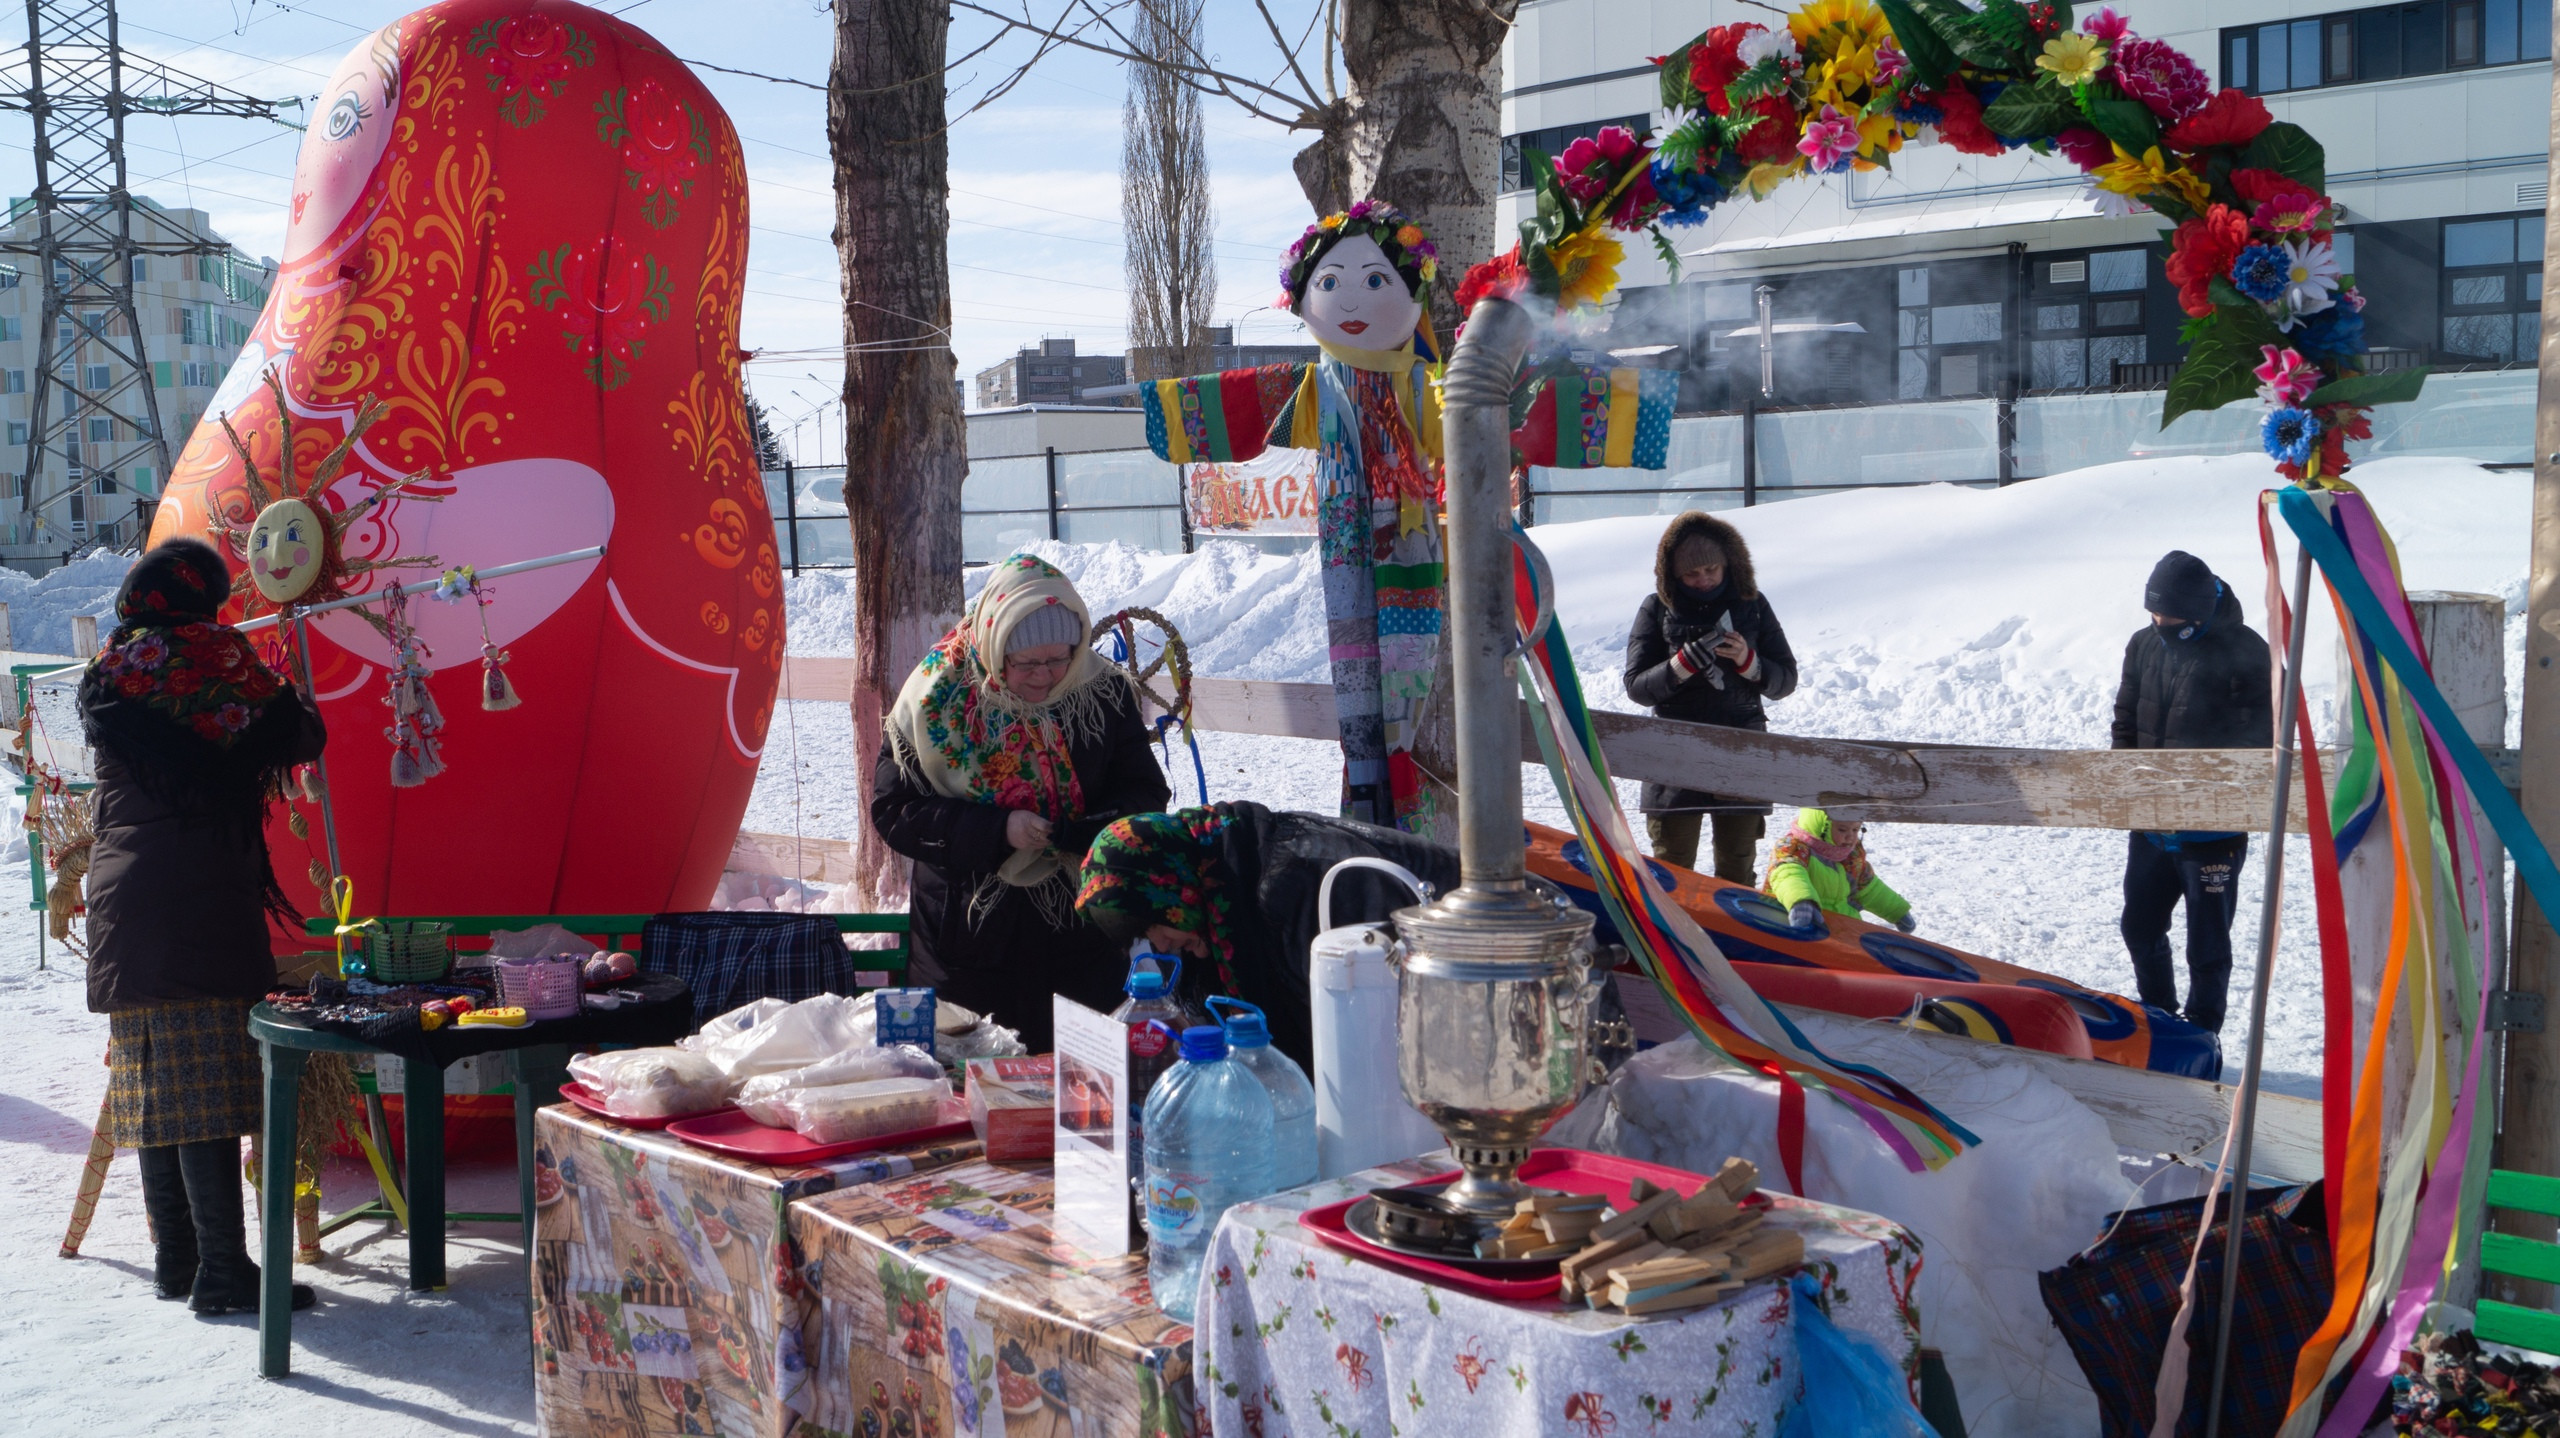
[362,920,454,983]
[495,956,582,1021]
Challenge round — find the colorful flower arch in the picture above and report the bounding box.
[1463,0,2427,484]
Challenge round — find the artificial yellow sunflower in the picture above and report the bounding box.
[1791,0,1894,64]
[2093,143,2212,213]
[2036,32,2107,86]
[1549,226,1625,310]
[1808,46,1882,110]
[1742,157,1806,200]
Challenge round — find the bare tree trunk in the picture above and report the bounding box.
[831,0,968,912]
[1123,0,1218,382]
[1294,0,1517,340]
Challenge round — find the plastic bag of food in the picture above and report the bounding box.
[777,1076,952,1145]
[733,1044,945,1127]
[934,1000,1028,1066]
[681,993,876,1086]
[567,1047,729,1119]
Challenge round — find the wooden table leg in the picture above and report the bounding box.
[402,1053,446,1290]
[259,1042,307,1379]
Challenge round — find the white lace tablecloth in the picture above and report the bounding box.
[1195,1158,1922,1438]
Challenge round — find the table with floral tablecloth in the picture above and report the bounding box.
[531,1105,985,1438]
[1195,1158,1923,1438]
[787,1159,1195,1438]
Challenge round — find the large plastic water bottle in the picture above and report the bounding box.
[1142,1025,1275,1323]
[1210,996,1317,1192]
[1110,947,1200,1161]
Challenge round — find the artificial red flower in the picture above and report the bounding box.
[2055,126,2114,172]
[1689,25,1759,117]
[1733,94,1802,166]
[1931,85,2008,158]
[1555,125,1648,205]
[2164,88,2273,150]
[2163,203,2251,316]
[2227,167,2298,206]
[1455,245,1528,311]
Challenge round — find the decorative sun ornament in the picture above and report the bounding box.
[211,370,439,630]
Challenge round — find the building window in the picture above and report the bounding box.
[83,363,108,390]
[5,369,25,394]
[2226,0,2547,91]
[92,470,115,495]
[2030,247,2151,389]
[130,257,146,282]
[6,422,24,445]
[86,417,109,443]
[2441,213,2545,362]
[1500,115,1649,191]
[0,268,20,290]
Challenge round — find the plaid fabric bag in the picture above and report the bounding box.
[639,913,864,1028]
[2039,1184,2333,1438]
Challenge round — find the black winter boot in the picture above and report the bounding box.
[174,1139,314,1316]
[135,1145,197,1300]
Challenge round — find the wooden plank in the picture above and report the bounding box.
[2490,1170,2560,1219]
[2481,1232,2560,1286]
[2476,1299,2560,1355]
[731,828,857,885]
[1773,1001,2325,1184]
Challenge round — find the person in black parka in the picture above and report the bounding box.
[872,556,1169,1054]
[2110,550,2274,1033]
[1071,800,1461,1073]
[81,537,326,1314]
[1624,511,1799,885]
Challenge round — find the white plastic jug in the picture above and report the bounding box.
[1309,857,1446,1179]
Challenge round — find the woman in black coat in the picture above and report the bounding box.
[81,537,326,1313]
[872,556,1169,1053]
[1623,511,1799,885]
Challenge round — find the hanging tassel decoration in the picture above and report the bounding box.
[437,567,522,713]
[380,586,446,787]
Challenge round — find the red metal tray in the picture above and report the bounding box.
[557,1081,736,1131]
[663,1095,974,1166]
[1297,1148,1764,1304]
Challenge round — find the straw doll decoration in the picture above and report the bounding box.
[209,371,440,632]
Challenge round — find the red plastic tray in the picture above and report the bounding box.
[663,1095,974,1166]
[556,1082,737,1131]
[1297,1148,1766,1304]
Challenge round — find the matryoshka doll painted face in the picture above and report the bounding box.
[285,26,401,266]
[1299,233,1422,351]
[246,497,325,604]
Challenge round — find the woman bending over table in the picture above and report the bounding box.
[872,555,1169,1053]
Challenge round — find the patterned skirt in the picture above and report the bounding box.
[104,997,262,1148]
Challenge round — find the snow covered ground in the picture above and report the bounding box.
[0,454,2524,1435]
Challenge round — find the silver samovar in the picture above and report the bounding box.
[1388,298,1601,1228]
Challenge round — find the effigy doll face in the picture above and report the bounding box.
[247,497,326,604]
[1300,233,1422,350]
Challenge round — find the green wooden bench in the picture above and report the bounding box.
[2478,1169,2560,1355]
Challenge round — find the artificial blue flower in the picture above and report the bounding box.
[2292,302,2366,359]
[2230,244,2291,304]
[2262,405,2322,465]
[1896,97,1946,126]
[1649,156,1726,224]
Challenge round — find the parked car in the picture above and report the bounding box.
[2357,394,2534,465]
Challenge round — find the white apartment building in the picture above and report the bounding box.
[1500,0,2549,511]
[0,196,269,554]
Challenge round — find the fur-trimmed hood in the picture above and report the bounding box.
[1655,511,1758,607]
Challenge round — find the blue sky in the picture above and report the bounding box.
[0,0,1329,462]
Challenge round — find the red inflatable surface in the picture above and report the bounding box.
[149,1,774,924]
[1525,822,2222,1078]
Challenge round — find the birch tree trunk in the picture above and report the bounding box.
[1295,0,1518,340]
[831,0,967,913]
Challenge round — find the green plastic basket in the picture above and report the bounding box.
[360,920,455,983]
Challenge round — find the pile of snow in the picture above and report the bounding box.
[0,550,135,656]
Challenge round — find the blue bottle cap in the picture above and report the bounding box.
[1207,995,1270,1047]
[1126,967,1167,1000]
[1177,1025,1229,1063]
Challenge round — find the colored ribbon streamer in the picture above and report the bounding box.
[1508,526,1976,1179]
[329,874,360,979]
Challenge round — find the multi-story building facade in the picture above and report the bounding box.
[1500,0,2548,512]
[0,195,268,554]
[1125,325,1322,381]
[973,338,1132,409]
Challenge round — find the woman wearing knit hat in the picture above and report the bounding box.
[1623,512,1799,884]
[873,555,1170,1052]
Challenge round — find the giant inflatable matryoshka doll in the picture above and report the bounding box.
[148,0,776,919]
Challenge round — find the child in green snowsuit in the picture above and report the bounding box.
[1764,808,1917,933]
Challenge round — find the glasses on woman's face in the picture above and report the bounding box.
[1004,654,1073,677]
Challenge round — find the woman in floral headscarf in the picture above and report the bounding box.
[1075,800,1459,1071]
[80,536,326,1314]
[874,555,1169,1052]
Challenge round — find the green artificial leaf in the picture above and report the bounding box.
[2163,318,2264,426]
[1874,0,1959,88]
[1977,0,2034,58]
[1662,35,1707,111]
[1907,0,2014,68]
[2079,90,2163,159]
[2179,311,2218,346]
[1652,227,1685,283]
[2208,275,2255,311]
[2243,121,2327,194]
[2305,366,2429,409]
[2142,187,2198,223]
[2219,297,2286,352]
[1981,74,2079,138]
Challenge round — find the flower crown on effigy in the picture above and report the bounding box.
[1460,0,2421,486]
[1276,199,1440,312]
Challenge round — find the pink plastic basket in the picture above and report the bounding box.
[495,956,582,1021]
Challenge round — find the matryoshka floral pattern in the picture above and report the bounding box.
[1196,1161,1922,1438]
